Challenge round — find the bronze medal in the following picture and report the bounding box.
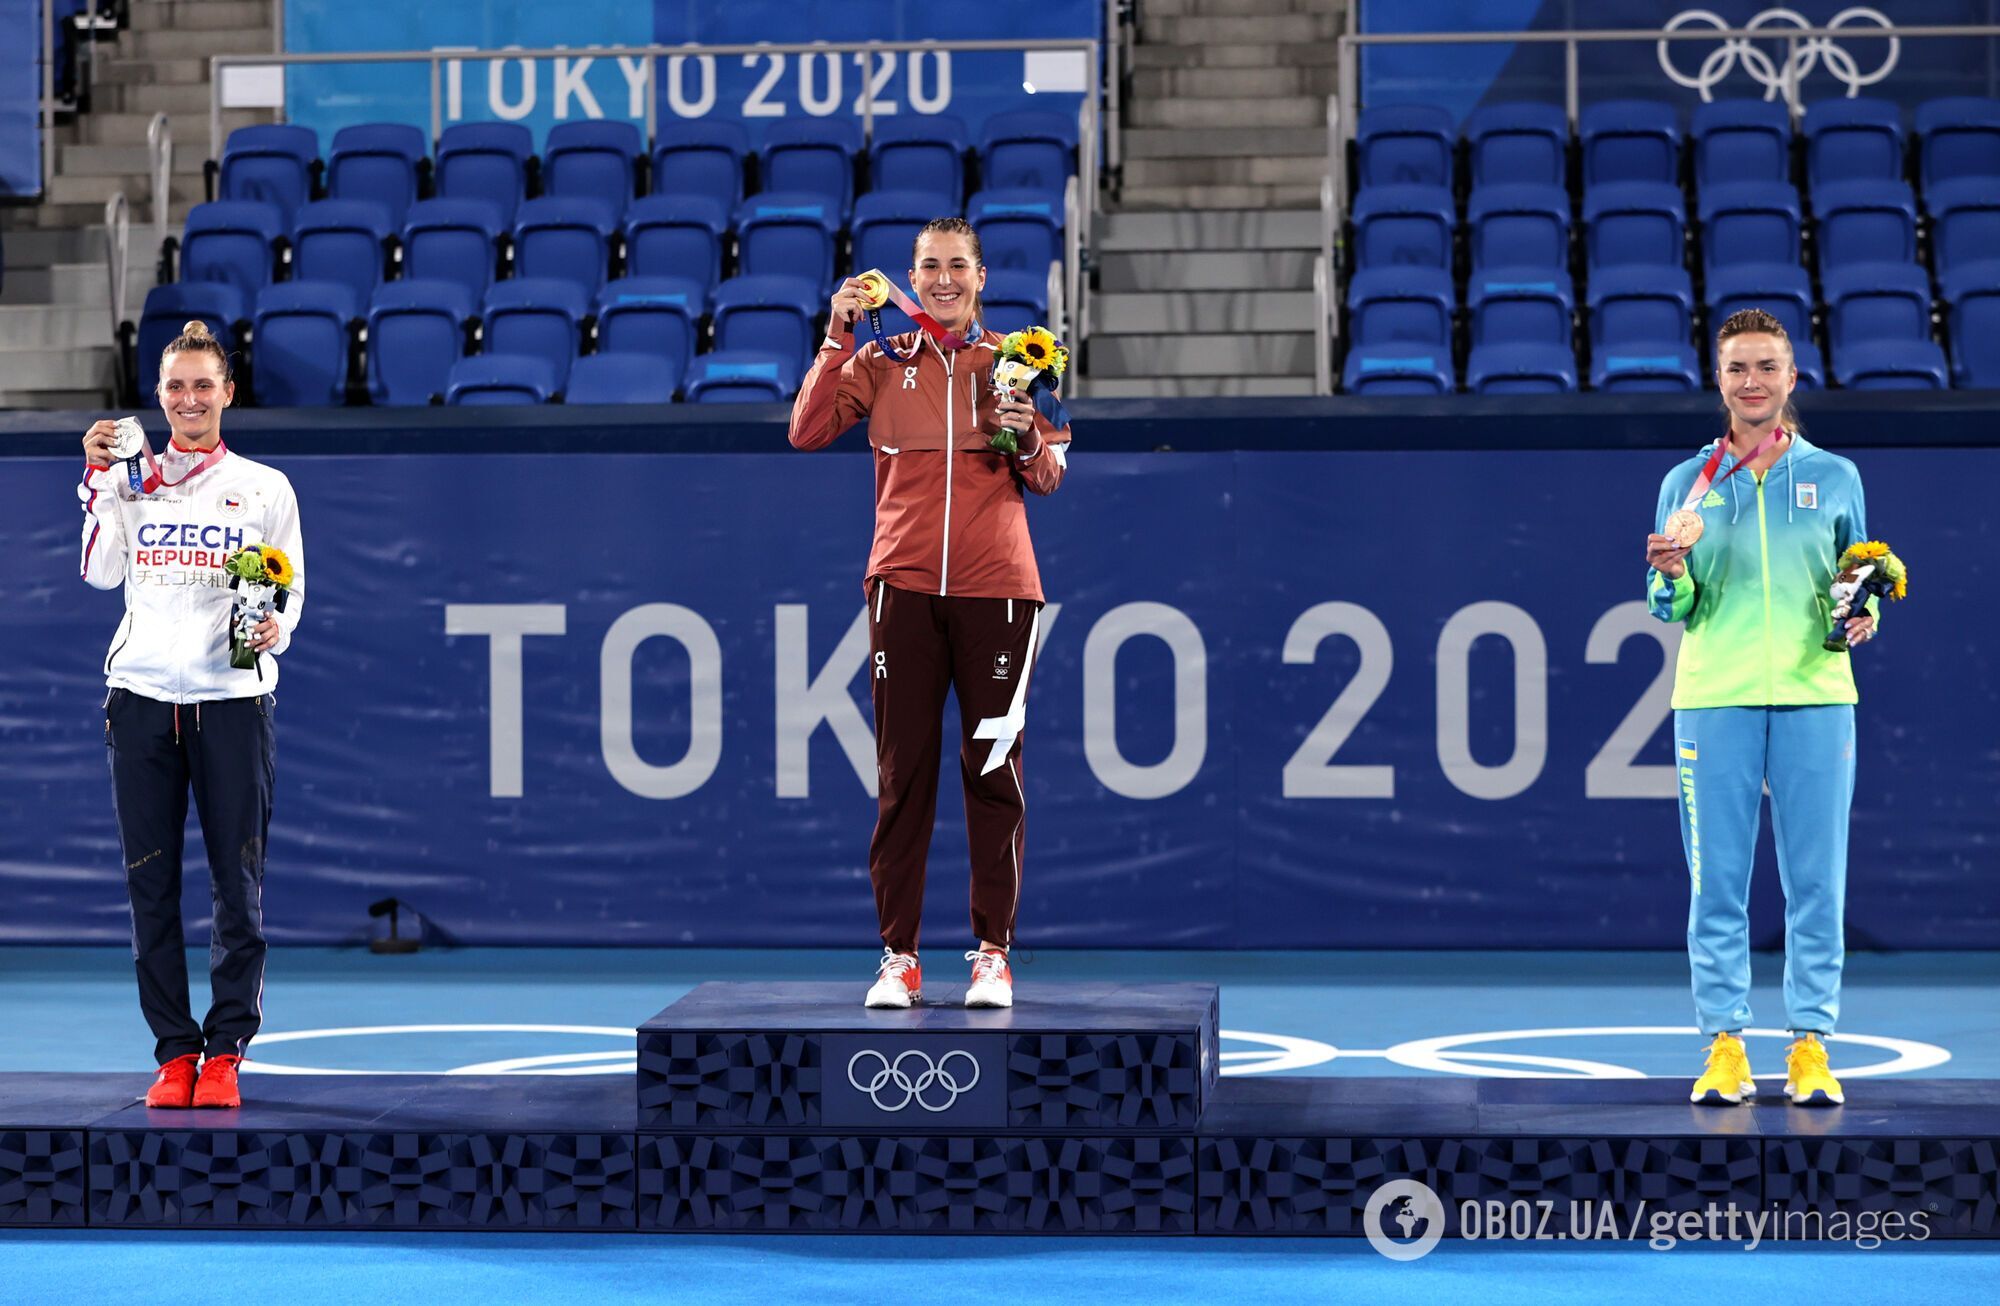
[1665,508,1704,548]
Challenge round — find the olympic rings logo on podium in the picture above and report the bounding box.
[846,1048,982,1112]
[1658,7,1898,103]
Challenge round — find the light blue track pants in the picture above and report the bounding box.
[1674,705,1855,1036]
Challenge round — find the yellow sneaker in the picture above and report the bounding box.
[1785,1034,1845,1106]
[1691,1032,1756,1105]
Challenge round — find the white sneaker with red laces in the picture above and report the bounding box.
[865,948,922,1009]
[964,949,1013,1008]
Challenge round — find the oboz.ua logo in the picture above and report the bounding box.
[846,1048,981,1112]
[1659,7,1897,102]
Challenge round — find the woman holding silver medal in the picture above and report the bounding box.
[78,321,305,1110]
[1644,308,1877,1109]
[790,217,1072,1012]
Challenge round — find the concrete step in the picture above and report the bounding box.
[1129,42,1342,70]
[1097,208,1322,251]
[1089,332,1317,377]
[1132,65,1340,99]
[1127,96,1324,130]
[1114,183,1323,209]
[1123,151,1328,185]
[0,388,116,409]
[1136,0,1335,14]
[1086,375,1317,398]
[131,1,275,33]
[17,200,200,230]
[1,227,105,266]
[76,110,263,146]
[101,81,225,116]
[60,143,210,177]
[0,347,120,394]
[0,303,116,350]
[124,26,276,59]
[1126,126,1327,158]
[1140,13,1342,44]
[1094,290,1314,334]
[46,171,206,210]
[94,57,210,86]
[1,262,161,310]
[1098,249,1316,292]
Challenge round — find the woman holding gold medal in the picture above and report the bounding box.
[790,217,1072,1011]
[78,321,304,1110]
[1644,308,1878,1109]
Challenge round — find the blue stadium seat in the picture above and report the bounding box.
[1465,102,1568,189]
[1581,181,1685,270]
[326,123,427,230]
[1340,344,1453,395]
[1350,184,1455,271]
[1466,341,1578,394]
[512,196,618,295]
[650,121,751,211]
[481,278,590,389]
[1927,177,2000,278]
[136,282,245,399]
[966,188,1063,275]
[735,192,840,287]
[711,274,821,362]
[435,122,533,227]
[179,201,282,300]
[1833,337,1950,390]
[1822,261,1934,351]
[366,279,473,406]
[685,350,801,403]
[869,116,969,210]
[977,110,1077,194]
[291,199,392,307]
[1588,265,1693,349]
[401,198,504,303]
[1791,339,1827,390]
[1590,343,1700,392]
[1345,266,1454,347]
[1814,179,1916,276]
[980,268,1050,338]
[1466,266,1574,348]
[623,195,728,287]
[1916,96,2000,191]
[1698,181,1801,276]
[1940,259,2000,386]
[1356,104,1455,190]
[1579,100,1681,186]
[760,119,862,220]
[851,190,947,276]
[218,124,318,229]
[565,352,678,405]
[543,120,642,221]
[1704,261,1815,342]
[1467,182,1570,271]
[446,354,558,405]
[1691,99,1792,189]
[250,281,356,407]
[1802,98,1903,189]
[594,276,706,393]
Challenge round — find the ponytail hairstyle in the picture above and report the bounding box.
[160,319,234,387]
[911,216,986,327]
[1714,307,1802,433]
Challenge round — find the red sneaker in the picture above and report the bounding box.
[145,1053,200,1108]
[964,948,1013,1009]
[864,948,922,1009]
[191,1054,243,1108]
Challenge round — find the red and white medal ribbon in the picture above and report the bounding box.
[855,269,969,362]
[1664,426,1788,547]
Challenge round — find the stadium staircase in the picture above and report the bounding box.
[0,0,273,407]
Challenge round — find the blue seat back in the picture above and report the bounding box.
[1698,182,1801,273]
[180,200,282,300]
[435,122,533,226]
[1930,179,2000,277]
[1357,104,1456,189]
[219,124,318,228]
[1467,267,1573,348]
[686,349,800,402]
[978,110,1076,193]
[1468,183,1569,271]
[1351,184,1454,271]
[1582,181,1684,269]
[401,198,503,302]
[512,196,616,295]
[251,281,356,407]
[712,274,820,361]
[760,119,862,218]
[291,199,391,307]
[736,192,839,286]
[137,282,245,398]
[966,189,1062,274]
[446,354,557,405]
[1467,341,1578,394]
[1803,98,1903,188]
[1341,346,1452,395]
[1580,100,1681,186]
[1836,338,1949,390]
[595,276,706,387]
[1917,96,2000,190]
[482,278,589,388]
[1691,99,1791,187]
[869,116,968,209]
[1704,262,1813,341]
[565,352,679,404]
[624,195,728,286]
[326,123,426,230]
[1467,102,1567,189]
[1592,344,1700,392]
[1824,262,1933,349]
[1814,180,1916,274]
[1589,268,1693,348]
[543,120,641,221]
[366,279,473,406]
[1943,263,2000,385]
[651,122,750,210]
[1345,267,1453,346]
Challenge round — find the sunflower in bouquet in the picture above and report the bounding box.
[222,543,298,669]
[1823,540,1907,652]
[988,326,1070,455]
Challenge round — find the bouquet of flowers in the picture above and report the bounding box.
[1824,540,1908,652]
[223,543,296,669]
[988,326,1070,455]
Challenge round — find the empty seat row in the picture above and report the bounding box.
[1358,96,2000,197]
[216,112,1079,231]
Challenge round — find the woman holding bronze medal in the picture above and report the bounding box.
[790,218,1073,1010]
[1644,309,1877,1108]
[78,321,304,1109]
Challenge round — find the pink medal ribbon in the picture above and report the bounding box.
[1664,426,1788,547]
[854,269,968,362]
[137,441,228,495]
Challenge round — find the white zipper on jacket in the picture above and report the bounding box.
[940,341,955,597]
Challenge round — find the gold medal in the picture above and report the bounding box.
[1664,508,1704,548]
[854,270,892,310]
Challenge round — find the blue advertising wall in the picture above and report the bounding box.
[1362,0,2000,121]
[0,0,42,198]
[282,0,1098,147]
[2,421,1994,949]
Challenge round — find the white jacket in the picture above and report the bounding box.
[78,440,304,703]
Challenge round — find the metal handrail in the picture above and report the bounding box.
[1311,253,1331,396]
[1045,257,1065,342]
[147,112,171,257]
[1104,0,1127,178]
[104,192,130,343]
[1062,173,1082,389]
